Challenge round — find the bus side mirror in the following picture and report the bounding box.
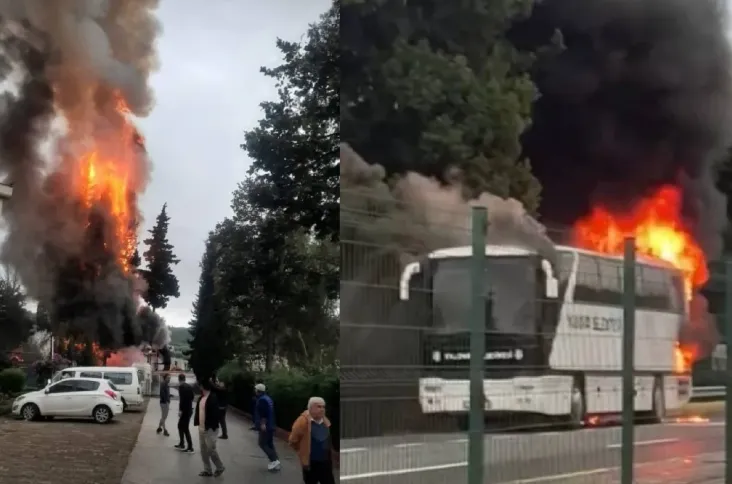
[399,262,421,301]
[541,259,559,299]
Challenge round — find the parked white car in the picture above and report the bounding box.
[12,377,124,423]
[51,366,145,411]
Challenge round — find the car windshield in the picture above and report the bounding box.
[431,256,537,334]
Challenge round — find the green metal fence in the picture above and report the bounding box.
[341,191,732,483]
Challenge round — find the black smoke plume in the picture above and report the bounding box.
[513,0,732,258]
[0,1,166,351]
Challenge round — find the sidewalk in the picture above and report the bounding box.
[121,400,302,484]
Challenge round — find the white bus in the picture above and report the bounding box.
[400,244,692,427]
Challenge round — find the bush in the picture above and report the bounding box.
[0,368,26,394]
[219,364,340,450]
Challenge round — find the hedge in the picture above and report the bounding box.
[218,363,339,450]
[0,368,26,395]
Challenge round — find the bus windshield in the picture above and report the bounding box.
[431,256,537,334]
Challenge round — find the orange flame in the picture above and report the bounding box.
[74,92,140,274]
[572,185,706,373]
[59,338,106,365]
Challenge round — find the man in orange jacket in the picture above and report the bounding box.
[288,396,335,484]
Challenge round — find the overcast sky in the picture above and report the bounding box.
[137,0,332,327]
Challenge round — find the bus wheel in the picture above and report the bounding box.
[568,381,585,429]
[650,377,665,424]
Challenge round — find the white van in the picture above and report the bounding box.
[51,366,145,411]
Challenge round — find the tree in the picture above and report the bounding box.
[215,178,339,371]
[129,248,141,269]
[0,278,33,353]
[186,231,232,380]
[141,204,180,310]
[341,0,541,212]
[242,2,339,241]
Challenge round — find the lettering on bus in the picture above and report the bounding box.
[567,314,622,332]
[432,349,524,363]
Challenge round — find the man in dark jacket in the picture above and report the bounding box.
[156,374,170,436]
[211,376,228,439]
[193,380,225,477]
[174,373,195,453]
[255,383,281,472]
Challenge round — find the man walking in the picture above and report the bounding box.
[254,383,281,471]
[174,373,194,453]
[156,374,171,436]
[211,376,228,439]
[289,397,335,484]
[193,380,225,477]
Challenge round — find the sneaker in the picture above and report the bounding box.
[267,460,281,472]
[163,430,170,437]
[213,467,225,477]
[219,435,228,440]
[183,448,195,454]
[156,427,162,434]
[174,444,185,450]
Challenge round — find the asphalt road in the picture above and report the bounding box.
[339,417,727,483]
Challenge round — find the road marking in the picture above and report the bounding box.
[341,461,468,480]
[394,442,423,449]
[498,467,613,483]
[666,421,725,427]
[340,447,368,454]
[606,438,678,449]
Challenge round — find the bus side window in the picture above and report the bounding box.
[597,258,623,305]
[669,273,685,313]
[638,266,669,311]
[574,254,601,304]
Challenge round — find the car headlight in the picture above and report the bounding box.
[14,395,25,403]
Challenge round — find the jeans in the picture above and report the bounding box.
[219,407,228,437]
[199,429,224,472]
[258,430,278,462]
[303,460,335,484]
[177,410,192,449]
[158,403,169,429]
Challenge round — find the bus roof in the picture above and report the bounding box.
[428,244,679,271]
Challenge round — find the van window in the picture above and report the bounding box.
[80,371,103,379]
[104,372,133,385]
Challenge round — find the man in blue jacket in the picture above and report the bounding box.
[254,383,281,472]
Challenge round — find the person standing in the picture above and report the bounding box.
[174,373,195,453]
[254,383,281,471]
[211,376,228,439]
[193,380,226,477]
[156,374,171,436]
[289,397,335,484]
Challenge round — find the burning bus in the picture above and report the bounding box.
[400,185,710,427]
[402,243,692,427]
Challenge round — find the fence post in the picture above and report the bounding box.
[620,237,636,484]
[725,260,732,483]
[468,206,487,484]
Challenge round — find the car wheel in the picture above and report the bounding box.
[21,403,40,421]
[93,405,112,424]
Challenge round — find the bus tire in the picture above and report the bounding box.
[650,376,665,424]
[568,379,585,429]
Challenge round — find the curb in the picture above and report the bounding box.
[227,405,340,468]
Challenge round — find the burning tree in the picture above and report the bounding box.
[0,3,169,356]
